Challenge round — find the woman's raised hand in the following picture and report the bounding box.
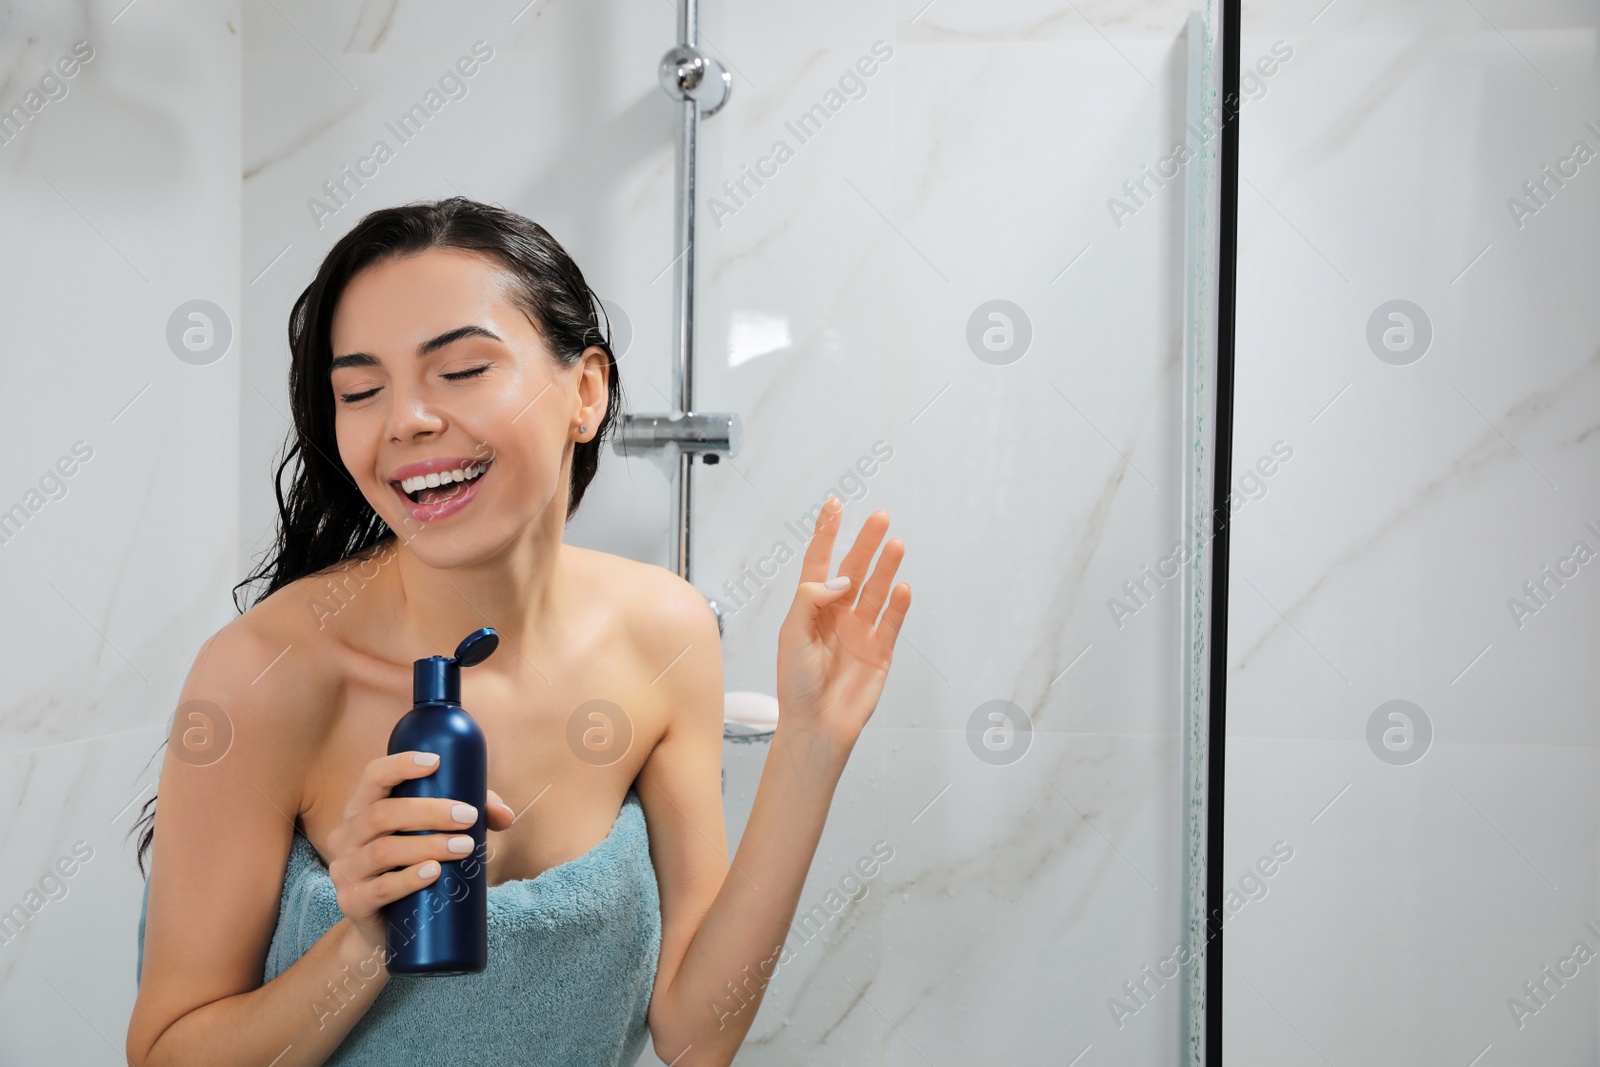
[775,496,912,754]
[325,751,516,953]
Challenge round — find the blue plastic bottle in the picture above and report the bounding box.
[383,627,499,976]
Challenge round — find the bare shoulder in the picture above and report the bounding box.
[566,545,724,748]
[178,573,346,765]
[568,545,721,663]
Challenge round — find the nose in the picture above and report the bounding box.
[387,378,446,442]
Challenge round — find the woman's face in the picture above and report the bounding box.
[328,248,607,567]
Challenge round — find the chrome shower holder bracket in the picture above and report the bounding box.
[658,44,732,117]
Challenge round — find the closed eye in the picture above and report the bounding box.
[338,363,491,405]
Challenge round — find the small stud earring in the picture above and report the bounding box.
[579,424,588,435]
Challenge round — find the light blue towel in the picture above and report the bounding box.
[138,789,661,1066]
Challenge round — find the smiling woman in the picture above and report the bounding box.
[123,197,912,1067]
[318,241,619,562]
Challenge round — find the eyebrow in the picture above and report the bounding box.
[330,325,503,372]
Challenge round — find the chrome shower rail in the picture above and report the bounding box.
[613,0,738,597]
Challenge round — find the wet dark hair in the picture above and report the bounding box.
[129,197,625,876]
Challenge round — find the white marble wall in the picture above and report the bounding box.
[0,0,241,1062]
[2,0,1205,1062]
[1226,2,1600,1064]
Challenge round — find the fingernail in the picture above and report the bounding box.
[826,575,851,590]
[413,752,439,766]
[447,835,474,854]
[419,861,440,878]
[452,803,477,824]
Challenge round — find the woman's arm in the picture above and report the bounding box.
[132,915,392,1067]
[639,497,911,1067]
[126,618,386,1067]
[127,617,518,1067]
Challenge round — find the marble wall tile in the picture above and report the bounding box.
[1227,4,1600,1062]
[875,728,1179,1066]
[0,0,242,1058]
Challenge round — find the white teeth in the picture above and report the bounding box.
[398,463,486,495]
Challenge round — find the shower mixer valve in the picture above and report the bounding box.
[612,411,741,465]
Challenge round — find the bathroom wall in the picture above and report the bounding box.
[3,0,1210,1062]
[1225,1,1600,1063]
[0,1,241,1062]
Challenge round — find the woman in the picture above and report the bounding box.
[124,197,911,1067]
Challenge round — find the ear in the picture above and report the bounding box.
[574,345,610,431]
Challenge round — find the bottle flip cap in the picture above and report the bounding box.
[413,627,500,703]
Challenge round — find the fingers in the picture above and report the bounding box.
[361,827,478,877]
[835,510,890,602]
[359,861,445,914]
[345,750,441,822]
[331,803,482,915]
[876,582,913,645]
[798,501,906,630]
[485,789,516,832]
[854,536,906,625]
[353,794,479,847]
[336,831,476,919]
[798,496,844,586]
[345,753,512,840]
[332,750,511,926]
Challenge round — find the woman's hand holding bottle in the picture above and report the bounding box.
[325,750,515,953]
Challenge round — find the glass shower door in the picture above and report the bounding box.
[692,3,1224,1062]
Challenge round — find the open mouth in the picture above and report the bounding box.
[392,460,492,514]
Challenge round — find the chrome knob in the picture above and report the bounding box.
[658,44,732,117]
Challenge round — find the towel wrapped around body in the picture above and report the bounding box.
[137,789,662,1066]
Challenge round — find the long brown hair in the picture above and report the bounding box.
[129,197,625,876]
